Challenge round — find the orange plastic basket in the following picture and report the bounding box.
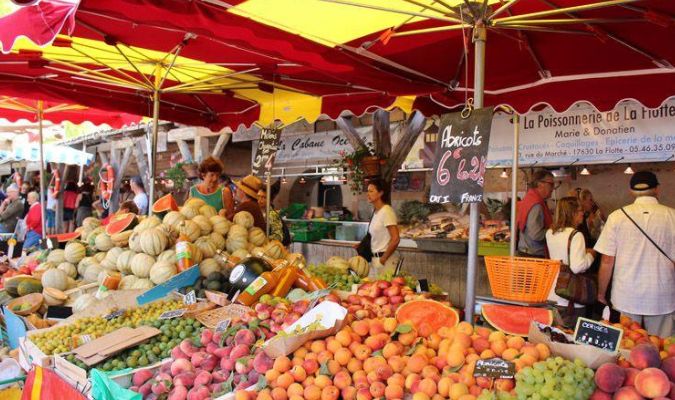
[484,256,560,303]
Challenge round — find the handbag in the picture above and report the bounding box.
[356,211,374,262]
[555,229,598,306]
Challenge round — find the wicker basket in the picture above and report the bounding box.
[485,256,560,303]
[195,304,251,329]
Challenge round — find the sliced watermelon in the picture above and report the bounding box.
[482,304,553,336]
[152,194,179,216]
[105,213,138,235]
[48,232,81,243]
[396,299,459,336]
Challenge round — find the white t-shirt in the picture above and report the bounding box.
[46,190,57,211]
[594,196,675,315]
[134,192,149,215]
[369,204,398,254]
[545,227,595,308]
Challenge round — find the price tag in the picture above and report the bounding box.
[216,319,232,333]
[159,309,186,320]
[473,358,515,379]
[573,317,623,353]
[183,290,197,305]
[103,309,125,321]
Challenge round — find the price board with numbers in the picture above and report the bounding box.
[574,317,623,353]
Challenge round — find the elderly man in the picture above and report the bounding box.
[595,171,674,337]
[516,170,555,257]
[0,184,24,233]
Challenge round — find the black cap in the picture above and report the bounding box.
[630,171,659,191]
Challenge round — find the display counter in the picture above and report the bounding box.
[290,238,494,308]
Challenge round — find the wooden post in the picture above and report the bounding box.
[336,116,368,151]
[110,145,133,212]
[55,164,69,233]
[194,136,210,163]
[176,139,193,164]
[383,111,426,184]
[372,109,391,158]
[99,151,109,166]
[134,138,151,192]
[211,132,231,158]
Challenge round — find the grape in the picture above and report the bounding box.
[516,358,595,400]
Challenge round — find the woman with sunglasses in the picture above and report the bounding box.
[546,196,596,328]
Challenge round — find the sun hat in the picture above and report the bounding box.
[235,175,263,199]
[630,171,659,191]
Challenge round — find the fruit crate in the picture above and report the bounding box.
[290,228,323,243]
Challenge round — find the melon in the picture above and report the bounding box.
[17,279,43,297]
[101,247,124,270]
[191,215,213,236]
[49,231,81,244]
[348,256,369,278]
[185,197,206,209]
[35,262,55,273]
[140,228,168,256]
[195,237,217,258]
[64,242,86,264]
[209,232,226,251]
[131,253,156,278]
[133,215,162,234]
[47,249,66,264]
[233,211,254,229]
[4,276,39,297]
[199,205,217,218]
[94,233,114,251]
[119,275,139,290]
[263,240,285,260]
[152,194,179,216]
[43,287,67,305]
[57,262,78,279]
[110,230,133,247]
[82,217,101,232]
[163,211,186,228]
[94,252,107,263]
[180,206,200,219]
[41,268,69,291]
[177,220,201,242]
[83,263,103,283]
[132,279,154,290]
[157,249,176,263]
[326,256,349,273]
[481,304,553,337]
[230,248,250,261]
[248,227,267,247]
[105,213,138,235]
[226,235,248,253]
[128,231,143,253]
[116,250,136,274]
[396,300,460,336]
[210,216,231,236]
[149,261,177,284]
[77,257,97,277]
[199,258,221,277]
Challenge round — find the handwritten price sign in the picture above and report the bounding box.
[252,127,282,175]
[430,108,493,204]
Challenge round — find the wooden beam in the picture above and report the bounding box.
[194,136,210,163]
[109,147,121,213]
[384,111,426,183]
[176,139,193,163]
[167,126,221,141]
[211,132,231,158]
[372,109,391,158]
[55,164,68,233]
[134,138,150,191]
[99,151,109,166]
[336,116,368,151]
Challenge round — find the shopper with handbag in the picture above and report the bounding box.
[546,196,596,328]
[595,171,674,337]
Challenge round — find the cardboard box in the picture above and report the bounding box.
[18,336,53,370]
[73,326,160,366]
[263,301,348,358]
[528,322,618,369]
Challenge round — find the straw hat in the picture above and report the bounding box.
[235,175,263,199]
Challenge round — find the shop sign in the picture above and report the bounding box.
[251,127,282,175]
[488,98,675,166]
[429,107,494,204]
[270,128,372,164]
[573,317,623,353]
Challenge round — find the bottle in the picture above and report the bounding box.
[271,266,299,297]
[175,236,193,272]
[235,270,279,306]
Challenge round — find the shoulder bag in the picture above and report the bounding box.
[555,229,598,306]
[356,211,374,262]
[620,208,674,264]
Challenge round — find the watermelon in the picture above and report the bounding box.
[396,299,459,336]
[481,304,553,336]
[4,275,39,297]
[152,194,179,216]
[48,232,81,243]
[105,213,138,235]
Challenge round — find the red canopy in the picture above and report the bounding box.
[0,0,673,128]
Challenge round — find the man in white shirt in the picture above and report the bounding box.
[595,171,674,337]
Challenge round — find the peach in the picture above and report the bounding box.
[634,368,670,398]
[588,389,612,400]
[661,357,675,381]
[369,381,386,398]
[623,368,640,387]
[449,382,469,400]
[613,386,645,400]
[630,344,661,370]
[321,385,340,400]
[595,363,626,393]
[384,384,404,400]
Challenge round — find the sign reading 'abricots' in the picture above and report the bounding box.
[430,107,494,204]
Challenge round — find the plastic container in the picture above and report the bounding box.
[175,238,193,272]
[235,270,279,306]
[484,256,560,303]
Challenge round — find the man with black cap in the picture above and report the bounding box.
[595,171,674,337]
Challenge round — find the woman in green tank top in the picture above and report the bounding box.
[188,157,233,217]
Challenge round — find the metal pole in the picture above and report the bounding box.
[510,113,519,256]
[266,172,271,237]
[37,101,48,242]
[78,143,86,186]
[464,22,486,323]
[149,89,160,216]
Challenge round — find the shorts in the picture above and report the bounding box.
[63,208,75,221]
[46,210,56,228]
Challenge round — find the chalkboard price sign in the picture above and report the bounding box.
[574,317,623,353]
[430,108,494,204]
[252,127,282,175]
[473,358,515,379]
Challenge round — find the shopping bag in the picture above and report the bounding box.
[21,366,86,400]
[90,369,141,400]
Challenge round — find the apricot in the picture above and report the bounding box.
[317,350,334,364]
[457,395,476,400]
[335,330,352,347]
[347,357,363,373]
[437,377,452,397]
[454,333,472,349]
[287,383,304,398]
[506,335,525,350]
[387,373,405,388]
[501,348,519,361]
[326,338,342,354]
[364,333,388,351]
[341,386,357,400]
[302,359,319,375]
[293,347,308,359]
[421,365,440,380]
[351,320,370,337]
[384,384,404,400]
[332,371,352,390]
[438,326,455,339]
[399,331,418,346]
[520,345,540,361]
[383,342,403,359]
[303,385,322,400]
[409,354,429,373]
[265,369,280,384]
[519,354,537,367]
[257,389,273,400]
[446,349,465,368]
[321,385,340,400]
[369,381,386,398]
[479,350,495,359]
[383,317,397,333]
[535,343,550,360]
[273,356,292,373]
[405,373,421,390]
[475,327,491,339]
[314,375,332,389]
[334,348,352,366]
[270,387,287,400]
[471,337,490,354]
[388,355,406,373]
[449,382,469,400]
[353,344,371,361]
[488,331,506,343]
[417,378,438,397]
[456,322,474,336]
[412,393,430,400]
[356,388,373,400]
[490,340,507,357]
[276,372,294,389]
